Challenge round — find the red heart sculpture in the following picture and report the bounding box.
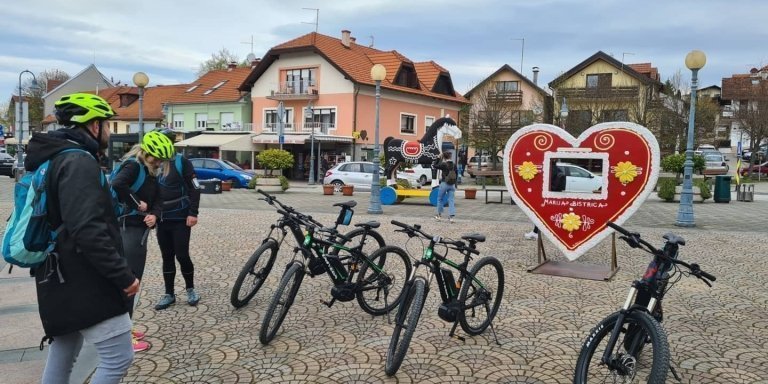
[503,123,660,260]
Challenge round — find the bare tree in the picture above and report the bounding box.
[466,82,540,169]
[735,82,768,167]
[196,48,247,77]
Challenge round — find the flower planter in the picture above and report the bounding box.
[464,188,477,199]
[221,180,233,191]
[341,185,354,196]
[323,185,335,195]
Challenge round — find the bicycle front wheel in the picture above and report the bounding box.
[332,227,386,259]
[574,310,670,383]
[458,256,504,335]
[230,239,279,308]
[259,261,305,345]
[385,277,427,376]
[356,245,412,316]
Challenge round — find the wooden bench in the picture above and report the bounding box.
[484,187,514,205]
[473,170,504,189]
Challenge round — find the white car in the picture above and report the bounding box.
[401,164,436,186]
[323,161,419,191]
[556,163,603,193]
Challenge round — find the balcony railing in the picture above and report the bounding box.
[559,86,640,100]
[486,90,523,103]
[267,80,319,101]
[250,122,336,135]
[301,122,334,135]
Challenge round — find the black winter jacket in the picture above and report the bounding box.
[111,160,160,227]
[25,128,135,337]
[157,154,200,220]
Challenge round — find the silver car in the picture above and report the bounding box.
[323,161,418,191]
[703,153,728,176]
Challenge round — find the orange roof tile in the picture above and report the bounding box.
[243,32,467,104]
[98,85,189,120]
[168,67,252,104]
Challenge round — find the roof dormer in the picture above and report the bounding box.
[394,63,420,89]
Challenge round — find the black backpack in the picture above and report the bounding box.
[445,161,457,185]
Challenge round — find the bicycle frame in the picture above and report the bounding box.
[299,225,384,286]
[409,240,473,304]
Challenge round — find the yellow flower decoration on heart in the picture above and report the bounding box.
[518,161,538,181]
[614,161,638,184]
[561,212,582,232]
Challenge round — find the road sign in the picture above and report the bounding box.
[279,135,285,145]
[737,141,742,156]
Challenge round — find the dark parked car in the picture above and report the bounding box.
[740,161,768,176]
[0,152,14,178]
[189,158,253,188]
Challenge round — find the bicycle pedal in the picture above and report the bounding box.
[320,299,335,308]
[450,334,466,342]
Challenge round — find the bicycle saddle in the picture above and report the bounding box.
[662,233,686,246]
[354,221,380,229]
[333,201,357,209]
[461,233,486,243]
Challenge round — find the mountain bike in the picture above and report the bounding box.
[230,190,386,308]
[382,220,504,376]
[574,221,717,383]
[258,203,412,345]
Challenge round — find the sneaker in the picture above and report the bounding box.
[186,288,200,306]
[154,294,176,310]
[524,231,538,240]
[132,329,145,340]
[434,215,442,221]
[132,337,150,353]
[449,216,455,224]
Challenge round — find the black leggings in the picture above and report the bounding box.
[156,220,195,295]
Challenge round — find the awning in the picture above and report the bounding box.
[314,134,353,143]
[220,134,257,152]
[252,134,310,144]
[175,133,251,148]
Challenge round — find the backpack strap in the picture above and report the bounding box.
[120,157,146,193]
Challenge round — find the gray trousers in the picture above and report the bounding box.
[121,225,148,317]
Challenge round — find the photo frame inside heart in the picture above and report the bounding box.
[503,122,660,261]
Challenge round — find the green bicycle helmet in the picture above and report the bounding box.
[141,130,175,160]
[54,93,115,125]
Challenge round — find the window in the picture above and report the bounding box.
[173,114,184,129]
[220,112,234,129]
[112,122,117,133]
[304,107,336,133]
[395,65,419,88]
[186,85,199,93]
[425,116,435,129]
[265,109,293,132]
[495,81,519,92]
[196,113,208,129]
[400,114,416,134]
[285,68,317,93]
[586,73,612,89]
[362,163,377,173]
[602,109,628,122]
[190,159,204,168]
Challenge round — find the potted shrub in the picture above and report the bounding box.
[221,180,233,191]
[464,187,477,199]
[253,149,294,193]
[342,184,354,196]
[323,184,335,195]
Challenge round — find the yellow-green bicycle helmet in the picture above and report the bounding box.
[141,130,175,160]
[54,93,115,125]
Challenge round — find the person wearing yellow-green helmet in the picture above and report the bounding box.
[28,92,138,383]
[111,129,175,353]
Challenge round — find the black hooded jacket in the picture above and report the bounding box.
[111,160,160,227]
[26,128,134,337]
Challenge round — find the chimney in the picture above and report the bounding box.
[350,36,356,45]
[341,30,351,47]
[227,61,237,71]
[532,66,540,85]
[251,58,260,68]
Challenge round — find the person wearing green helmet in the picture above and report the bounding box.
[110,130,176,353]
[26,92,138,383]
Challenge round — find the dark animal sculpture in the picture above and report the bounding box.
[383,116,461,187]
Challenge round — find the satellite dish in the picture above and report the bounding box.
[246,53,257,62]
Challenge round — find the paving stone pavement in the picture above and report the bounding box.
[1,178,768,383]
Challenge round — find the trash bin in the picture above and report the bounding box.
[714,175,731,203]
[198,179,222,194]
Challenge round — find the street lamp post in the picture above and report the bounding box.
[560,97,569,128]
[368,64,386,214]
[307,101,316,184]
[16,69,38,175]
[132,72,149,142]
[676,50,706,227]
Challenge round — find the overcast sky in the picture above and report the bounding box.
[1,0,767,102]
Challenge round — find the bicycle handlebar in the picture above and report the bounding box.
[390,220,478,254]
[259,189,323,227]
[607,221,716,285]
